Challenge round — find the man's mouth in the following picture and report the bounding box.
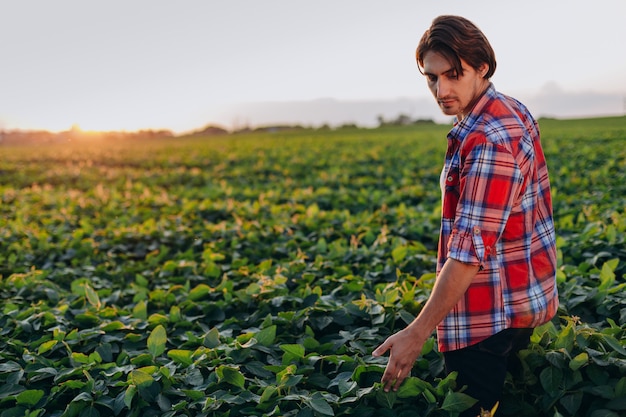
[439,98,455,106]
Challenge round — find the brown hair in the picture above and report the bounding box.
[416,15,496,79]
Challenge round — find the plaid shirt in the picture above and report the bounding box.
[436,84,559,352]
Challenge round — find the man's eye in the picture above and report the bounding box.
[427,75,437,82]
[448,73,458,80]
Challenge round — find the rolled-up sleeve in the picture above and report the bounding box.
[446,140,524,267]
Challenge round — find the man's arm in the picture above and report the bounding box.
[372,258,480,392]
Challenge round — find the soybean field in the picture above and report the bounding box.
[1,116,625,417]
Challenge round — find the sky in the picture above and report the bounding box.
[1,0,625,133]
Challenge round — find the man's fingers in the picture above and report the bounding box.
[381,364,410,392]
[392,367,411,391]
[372,340,391,357]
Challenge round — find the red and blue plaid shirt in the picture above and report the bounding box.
[436,84,559,352]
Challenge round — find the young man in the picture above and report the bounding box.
[373,15,559,415]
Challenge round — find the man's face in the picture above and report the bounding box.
[421,51,489,120]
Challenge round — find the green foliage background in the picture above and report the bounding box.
[1,116,625,417]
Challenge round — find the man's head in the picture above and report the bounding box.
[416,15,496,81]
[416,15,496,119]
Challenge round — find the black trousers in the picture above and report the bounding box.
[443,328,533,417]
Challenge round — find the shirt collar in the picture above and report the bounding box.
[447,83,497,144]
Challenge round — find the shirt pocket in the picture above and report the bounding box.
[442,163,460,219]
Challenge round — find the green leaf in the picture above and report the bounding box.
[569,352,588,371]
[217,366,245,389]
[74,312,100,326]
[100,321,128,331]
[169,305,181,323]
[256,325,277,347]
[615,377,626,397]
[167,349,193,366]
[60,380,85,390]
[560,392,583,415]
[555,322,575,351]
[441,391,478,412]
[188,284,212,301]
[71,278,90,296]
[599,260,617,291]
[351,364,385,384]
[0,384,25,400]
[79,407,100,417]
[0,361,22,373]
[600,334,626,356]
[204,327,220,348]
[308,392,334,416]
[147,325,167,358]
[259,386,277,403]
[182,390,205,401]
[89,352,102,364]
[391,245,407,263]
[38,339,58,354]
[338,379,358,396]
[148,313,169,326]
[280,344,305,358]
[396,377,429,398]
[258,259,272,271]
[131,370,160,402]
[16,390,44,406]
[84,283,101,309]
[375,389,397,409]
[124,385,136,409]
[71,352,90,364]
[71,392,92,403]
[131,370,154,387]
[422,388,437,403]
[133,300,148,320]
[540,367,563,392]
[156,393,172,412]
[0,407,29,417]
[316,237,328,253]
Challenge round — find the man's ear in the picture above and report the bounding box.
[479,63,489,78]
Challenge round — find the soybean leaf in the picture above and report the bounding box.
[38,339,58,354]
[16,389,44,406]
[441,391,478,412]
[218,366,245,389]
[307,392,334,416]
[570,352,589,371]
[391,245,407,263]
[124,385,136,409]
[280,344,305,358]
[84,283,101,309]
[396,377,429,398]
[375,389,396,409]
[167,349,193,367]
[148,325,167,358]
[189,284,212,301]
[256,325,277,347]
[204,327,220,348]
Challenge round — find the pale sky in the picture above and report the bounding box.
[1,1,625,133]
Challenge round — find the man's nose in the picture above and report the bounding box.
[436,78,450,98]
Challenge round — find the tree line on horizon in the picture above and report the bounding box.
[0,114,439,145]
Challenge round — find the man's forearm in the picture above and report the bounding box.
[405,258,480,340]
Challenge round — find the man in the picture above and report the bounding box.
[372,15,558,415]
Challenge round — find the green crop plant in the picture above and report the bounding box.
[0,117,625,416]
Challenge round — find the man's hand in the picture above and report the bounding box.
[372,259,479,393]
[372,327,426,392]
